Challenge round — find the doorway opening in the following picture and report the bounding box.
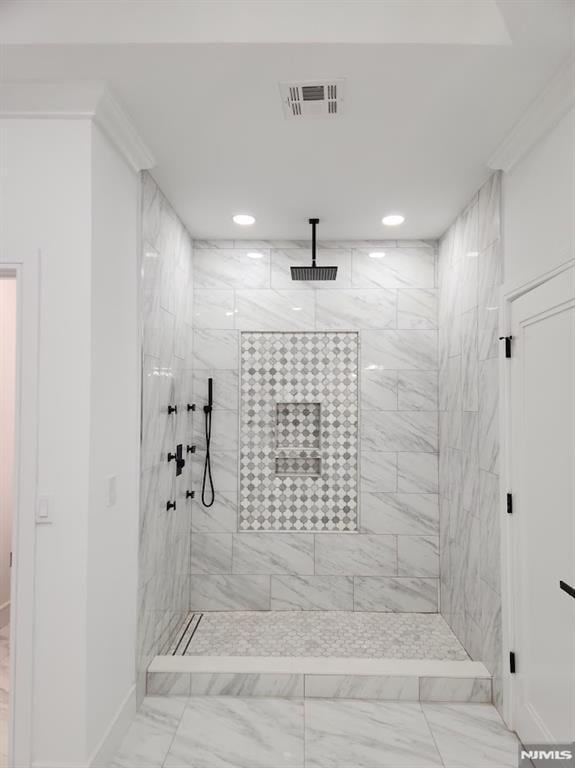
[0,273,17,768]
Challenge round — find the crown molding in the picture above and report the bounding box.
[488,55,575,173]
[0,81,155,172]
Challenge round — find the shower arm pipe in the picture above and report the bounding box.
[310,217,319,268]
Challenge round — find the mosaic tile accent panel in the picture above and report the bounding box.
[240,332,358,532]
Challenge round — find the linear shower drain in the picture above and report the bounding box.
[168,612,204,656]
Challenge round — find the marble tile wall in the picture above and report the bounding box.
[137,172,195,702]
[437,172,503,710]
[190,239,440,612]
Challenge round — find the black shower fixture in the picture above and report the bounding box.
[202,377,215,507]
[290,218,338,281]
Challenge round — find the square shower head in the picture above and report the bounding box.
[290,265,338,281]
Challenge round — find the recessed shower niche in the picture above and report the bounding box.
[239,331,358,532]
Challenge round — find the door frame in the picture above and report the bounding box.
[499,254,575,729]
[0,250,40,768]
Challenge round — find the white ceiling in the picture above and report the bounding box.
[0,0,573,239]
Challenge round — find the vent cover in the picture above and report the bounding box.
[279,80,344,120]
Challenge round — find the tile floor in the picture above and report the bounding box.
[0,624,9,768]
[171,612,468,660]
[110,696,520,768]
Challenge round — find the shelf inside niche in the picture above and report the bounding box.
[276,402,321,449]
[275,456,321,478]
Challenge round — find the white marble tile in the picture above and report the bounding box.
[164,697,304,768]
[397,371,438,411]
[193,450,238,492]
[419,677,491,703]
[360,452,397,492]
[447,356,462,449]
[461,308,478,412]
[362,411,438,452]
[478,173,501,252]
[235,290,315,331]
[270,248,352,290]
[189,673,303,697]
[271,575,354,611]
[398,536,440,577]
[479,471,500,594]
[192,369,238,410]
[315,534,397,576]
[306,675,419,700]
[361,493,439,536]
[398,453,439,493]
[192,329,239,370]
[192,290,236,329]
[354,577,439,612]
[110,696,187,768]
[478,286,500,362]
[189,575,270,611]
[398,289,438,329]
[305,700,442,767]
[190,534,233,574]
[352,247,436,289]
[478,241,502,302]
[462,412,479,514]
[193,248,271,290]
[193,408,238,452]
[423,702,518,767]
[361,369,397,410]
[233,533,315,575]
[362,330,438,370]
[191,492,238,533]
[316,289,396,330]
[478,358,499,473]
[147,672,191,697]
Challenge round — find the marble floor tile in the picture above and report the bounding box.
[305,700,443,767]
[110,696,187,768]
[422,703,519,767]
[164,697,304,767]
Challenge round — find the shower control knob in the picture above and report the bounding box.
[166,500,176,511]
[187,403,196,412]
[187,445,196,454]
[186,490,195,499]
[168,405,177,415]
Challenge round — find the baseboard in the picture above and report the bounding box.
[0,600,10,629]
[88,684,136,768]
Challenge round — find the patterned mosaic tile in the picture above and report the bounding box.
[181,611,468,660]
[240,332,359,532]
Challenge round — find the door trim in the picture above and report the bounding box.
[499,253,574,729]
[0,250,41,768]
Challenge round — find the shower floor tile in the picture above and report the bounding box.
[172,612,468,660]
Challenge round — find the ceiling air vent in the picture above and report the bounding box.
[279,80,345,120]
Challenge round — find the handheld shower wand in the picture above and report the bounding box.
[201,377,215,507]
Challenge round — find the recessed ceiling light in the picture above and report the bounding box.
[382,214,405,226]
[247,252,264,259]
[292,306,303,312]
[233,213,255,226]
[369,252,386,259]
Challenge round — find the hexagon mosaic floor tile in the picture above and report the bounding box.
[239,332,359,532]
[179,612,468,660]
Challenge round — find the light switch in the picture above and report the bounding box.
[107,476,118,507]
[36,496,52,524]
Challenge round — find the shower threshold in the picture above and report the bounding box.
[148,612,492,703]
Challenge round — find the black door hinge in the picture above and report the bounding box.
[507,493,513,514]
[510,651,516,674]
[499,335,513,358]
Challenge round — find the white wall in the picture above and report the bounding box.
[0,116,141,766]
[86,125,140,760]
[0,277,16,629]
[503,108,574,286]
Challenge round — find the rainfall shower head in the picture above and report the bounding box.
[291,218,338,281]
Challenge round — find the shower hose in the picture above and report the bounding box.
[201,400,215,507]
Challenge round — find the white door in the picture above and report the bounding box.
[510,265,575,745]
